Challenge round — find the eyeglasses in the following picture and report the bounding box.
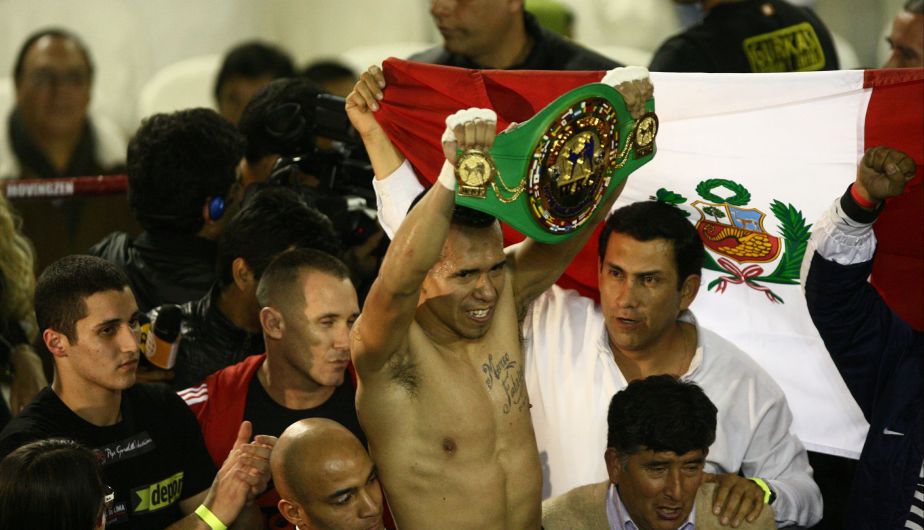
[23,68,90,88]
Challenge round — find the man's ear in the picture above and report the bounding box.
[679,274,701,311]
[260,307,285,340]
[232,257,254,292]
[277,498,305,527]
[42,329,70,358]
[604,448,622,485]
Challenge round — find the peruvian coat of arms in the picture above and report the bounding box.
[654,179,812,303]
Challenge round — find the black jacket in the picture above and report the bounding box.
[168,286,264,391]
[410,12,621,71]
[650,0,838,73]
[89,231,217,312]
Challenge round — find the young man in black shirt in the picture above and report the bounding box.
[0,255,273,530]
[650,0,839,73]
[179,248,362,529]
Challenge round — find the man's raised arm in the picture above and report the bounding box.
[507,73,654,312]
[347,77,497,372]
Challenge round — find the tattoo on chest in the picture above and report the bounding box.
[481,353,528,414]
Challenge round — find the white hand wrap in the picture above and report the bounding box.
[601,66,649,87]
[441,107,497,144]
[437,160,456,191]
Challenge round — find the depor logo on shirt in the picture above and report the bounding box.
[132,471,185,514]
[95,432,156,465]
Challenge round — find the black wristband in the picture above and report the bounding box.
[840,184,884,224]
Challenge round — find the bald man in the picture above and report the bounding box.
[272,418,384,530]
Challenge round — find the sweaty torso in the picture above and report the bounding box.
[356,275,541,530]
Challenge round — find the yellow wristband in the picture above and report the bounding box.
[194,504,228,530]
[748,477,772,505]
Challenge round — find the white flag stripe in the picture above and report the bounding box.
[620,70,872,457]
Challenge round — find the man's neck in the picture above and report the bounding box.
[469,18,533,69]
[51,376,123,427]
[33,132,80,173]
[216,285,261,333]
[609,321,697,382]
[702,0,739,12]
[257,351,336,410]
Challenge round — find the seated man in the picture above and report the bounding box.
[215,41,295,126]
[802,146,921,529]
[0,255,273,529]
[352,68,821,527]
[90,108,244,311]
[163,187,340,390]
[1,28,124,180]
[272,418,384,530]
[649,0,839,73]
[542,375,775,530]
[179,248,363,528]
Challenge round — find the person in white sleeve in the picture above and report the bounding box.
[358,65,822,529]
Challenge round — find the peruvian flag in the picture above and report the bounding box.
[373,59,923,458]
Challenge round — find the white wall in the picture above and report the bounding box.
[0,0,903,135]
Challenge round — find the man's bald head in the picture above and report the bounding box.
[272,419,383,530]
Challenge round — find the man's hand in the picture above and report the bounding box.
[855,146,916,205]
[602,66,654,120]
[704,472,765,527]
[9,345,46,415]
[345,65,387,140]
[441,108,498,165]
[202,421,276,525]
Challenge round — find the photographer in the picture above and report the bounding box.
[238,78,385,299]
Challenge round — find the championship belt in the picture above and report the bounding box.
[453,83,658,244]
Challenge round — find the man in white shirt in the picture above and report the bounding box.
[358,69,821,528]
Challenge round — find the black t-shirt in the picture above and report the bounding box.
[0,384,215,529]
[649,0,839,73]
[243,374,366,447]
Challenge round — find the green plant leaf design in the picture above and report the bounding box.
[761,200,812,282]
[696,179,751,206]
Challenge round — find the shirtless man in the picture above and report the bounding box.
[345,66,650,529]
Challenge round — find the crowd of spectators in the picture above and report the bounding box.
[0,1,921,529]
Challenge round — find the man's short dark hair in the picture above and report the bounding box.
[256,248,351,308]
[217,187,341,287]
[127,108,244,234]
[35,255,129,341]
[607,374,717,457]
[598,200,704,288]
[238,78,324,164]
[0,439,104,530]
[905,0,923,14]
[408,188,498,229]
[214,41,295,100]
[302,60,356,85]
[13,28,93,82]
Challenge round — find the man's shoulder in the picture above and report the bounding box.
[88,231,134,261]
[541,481,609,530]
[407,46,454,66]
[178,354,264,409]
[695,324,787,400]
[536,27,620,70]
[695,483,776,530]
[0,388,74,458]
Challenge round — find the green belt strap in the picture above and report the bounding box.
[454,82,658,244]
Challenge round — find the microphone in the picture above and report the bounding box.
[142,304,183,370]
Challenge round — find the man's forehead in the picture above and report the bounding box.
[23,36,90,73]
[604,234,676,268]
[635,447,705,463]
[78,288,137,322]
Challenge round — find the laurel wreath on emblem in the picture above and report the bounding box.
[651,180,812,304]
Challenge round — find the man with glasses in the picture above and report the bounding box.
[0,28,125,181]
